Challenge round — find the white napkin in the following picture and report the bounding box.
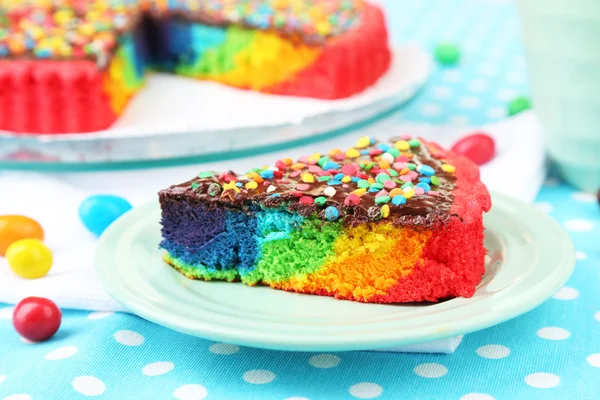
[0,111,545,353]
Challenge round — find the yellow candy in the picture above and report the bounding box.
[291,163,306,170]
[247,171,264,183]
[328,149,342,157]
[404,188,415,199]
[6,239,53,279]
[301,173,315,183]
[345,148,360,158]
[341,176,352,183]
[308,153,321,162]
[442,164,456,173]
[379,160,390,170]
[352,188,367,196]
[245,181,258,190]
[356,136,370,149]
[222,181,241,193]
[394,140,410,151]
[389,188,404,198]
[381,204,390,218]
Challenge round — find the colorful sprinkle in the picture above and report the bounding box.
[375,196,391,204]
[296,183,310,191]
[315,196,327,206]
[392,195,407,206]
[441,164,456,173]
[301,173,315,183]
[394,140,410,151]
[245,181,258,190]
[417,165,435,177]
[299,196,314,205]
[356,136,371,149]
[324,206,339,221]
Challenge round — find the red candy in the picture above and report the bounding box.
[13,297,62,342]
[341,164,358,176]
[344,194,361,206]
[451,132,496,166]
[299,196,314,205]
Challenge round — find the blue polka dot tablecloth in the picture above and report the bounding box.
[1,1,599,399]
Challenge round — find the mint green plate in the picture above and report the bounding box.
[95,192,575,352]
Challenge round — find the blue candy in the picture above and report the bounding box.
[392,196,407,206]
[416,182,431,192]
[377,143,391,151]
[418,165,435,177]
[328,180,342,186]
[323,161,340,170]
[324,206,340,221]
[260,170,274,179]
[79,195,132,237]
[419,177,432,184]
[334,173,345,181]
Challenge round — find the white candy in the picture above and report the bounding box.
[266,185,277,193]
[324,187,337,197]
[381,153,395,164]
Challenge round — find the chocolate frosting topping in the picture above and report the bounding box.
[161,136,458,227]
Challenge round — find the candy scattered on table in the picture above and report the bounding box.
[434,42,461,65]
[0,215,44,256]
[5,238,53,279]
[12,297,62,342]
[507,96,532,116]
[451,132,496,166]
[79,195,132,237]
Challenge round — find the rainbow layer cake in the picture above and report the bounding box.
[159,136,491,303]
[0,0,391,134]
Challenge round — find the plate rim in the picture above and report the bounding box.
[95,192,576,352]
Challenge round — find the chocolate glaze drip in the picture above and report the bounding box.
[160,137,458,227]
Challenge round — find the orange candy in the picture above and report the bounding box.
[0,215,44,256]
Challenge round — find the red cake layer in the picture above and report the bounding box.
[0,60,116,134]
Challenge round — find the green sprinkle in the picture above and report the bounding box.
[315,196,327,205]
[402,182,414,189]
[507,96,532,116]
[191,182,201,190]
[370,183,384,190]
[364,162,376,171]
[357,179,370,189]
[387,148,401,158]
[375,196,391,204]
[394,179,404,185]
[318,175,332,182]
[318,157,329,167]
[387,168,399,177]
[376,173,391,184]
[407,163,417,171]
[431,176,440,186]
[198,171,213,178]
[409,139,421,148]
[434,42,461,65]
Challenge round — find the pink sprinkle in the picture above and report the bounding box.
[376,189,389,198]
[400,175,412,182]
[299,196,314,205]
[298,156,309,164]
[344,193,360,206]
[384,180,397,189]
[401,133,412,140]
[341,164,358,176]
[393,162,407,171]
[296,184,310,191]
[263,180,270,186]
[429,191,439,196]
[275,160,286,170]
[290,170,302,178]
[414,187,425,195]
[333,153,346,161]
[408,171,419,179]
[369,149,384,156]
[308,165,322,173]
[395,156,409,162]
[316,170,331,177]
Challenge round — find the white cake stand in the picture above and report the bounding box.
[0,45,430,170]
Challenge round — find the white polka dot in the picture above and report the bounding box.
[0,375,5,384]
[459,96,481,109]
[487,107,506,119]
[45,346,78,360]
[497,88,518,101]
[209,343,239,355]
[525,372,560,389]
[142,361,174,376]
[534,202,553,214]
[478,63,498,76]
[576,251,588,261]
[586,353,600,368]
[87,311,114,320]
[308,354,341,369]
[449,115,471,126]
[2,395,31,400]
[72,376,106,396]
[537,327,571,340]
[0,307,14,320]
[432,86,452,99]
[349,383,383,399]
[414,363,448,378]
[552,287,579,300]
[173,384,208,400]
[564,219,594,232]
[114,330,144,346]
[420,103,442,117]
[572,192,596,203]
[461,394,496,400]
[444,70,461,82]
[243,370,275,384]
[476,345,510,359]
[469,79,489,93]
[594,311,600,322]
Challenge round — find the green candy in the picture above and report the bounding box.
[314,197,327,205]
[387,148,401,158]
[191,182,201,191]
[402,182,414,189]
[318,175,332,182]
[375,196,391,205]
[370,183,384,190]
[357,179,370,189]
[364,162,376,171]
[407,163,417,171]
[409,139,421,148]
[434,42,461,65]
[507,96,532,116]
[431,176,440,186]
[198,171,213,178]
[387,169,399,177]
[318,157,329,167]
[376,173,391,184]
